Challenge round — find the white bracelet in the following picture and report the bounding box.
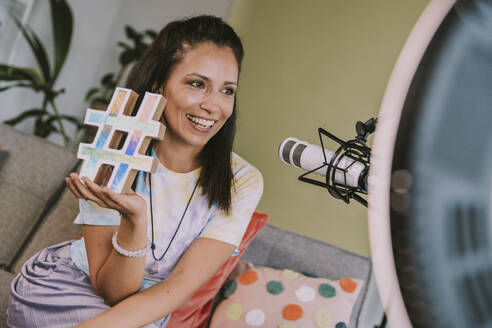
[111,231,150,258]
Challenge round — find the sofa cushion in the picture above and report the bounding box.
[210,263,363,327]
[0,149,8,171]
[0,124,78,268]
[241,225,371,327]
[11,187,81,274]
[0,270,15,324]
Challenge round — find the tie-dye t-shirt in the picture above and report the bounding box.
[70,152,263,290]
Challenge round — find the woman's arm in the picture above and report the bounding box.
[66,173,148,305]
[77,237,236,328]
[82,220,147,305]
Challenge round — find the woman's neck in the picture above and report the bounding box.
[153,135,203,173]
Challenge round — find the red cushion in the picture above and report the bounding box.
[166,211,269,328]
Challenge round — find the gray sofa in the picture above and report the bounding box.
[0,123,383,327]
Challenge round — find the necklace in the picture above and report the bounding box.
[147,171,199,275]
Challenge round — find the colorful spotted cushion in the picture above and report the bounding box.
[209,263,363,328]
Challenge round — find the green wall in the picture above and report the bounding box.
[228,0,428,257]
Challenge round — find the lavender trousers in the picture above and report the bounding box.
[6,240,169,328]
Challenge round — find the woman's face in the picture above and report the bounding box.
[160,42,238,151]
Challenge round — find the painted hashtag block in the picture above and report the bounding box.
[77,87,166,193]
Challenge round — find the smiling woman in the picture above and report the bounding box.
[7,15,263,328]
[155,43,238,172]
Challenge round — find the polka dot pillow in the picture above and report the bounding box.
[209,264,363,328]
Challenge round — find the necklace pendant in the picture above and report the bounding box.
[149,261,159,275]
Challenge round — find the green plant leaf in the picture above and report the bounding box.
[124,25,140,41]
[117,41,131,50]
[136,43,149,57]
[145,29,157,39]
[59,114,84,128]
[3,108,45,126]
[35,115,58,138]
[10,14,52,83]
[0,64,43,85]
[92,97,110,106]
[85,87,101,101]
[50,0,73,81]
[101,73,115,86]
[119,49,137,66]
[0,82,34,92]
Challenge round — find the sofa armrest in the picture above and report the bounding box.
[0,124,79,269]
[0,270,15,325]
[11,187,81,274]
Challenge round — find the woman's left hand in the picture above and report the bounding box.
[65,173,147,224]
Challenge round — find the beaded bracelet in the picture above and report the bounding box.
[111,231,150,258]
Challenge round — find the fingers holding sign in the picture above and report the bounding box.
[66,173,108,208]
[65,173,147,223]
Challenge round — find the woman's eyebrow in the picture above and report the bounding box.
[186,73,237,86]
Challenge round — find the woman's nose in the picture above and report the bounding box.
[199,91,220,113]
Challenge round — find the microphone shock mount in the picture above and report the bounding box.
[298,118,376,207]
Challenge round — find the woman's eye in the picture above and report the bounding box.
[188,80,203,88]
[222,88,236,96]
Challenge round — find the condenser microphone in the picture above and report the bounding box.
[278,137,368,192]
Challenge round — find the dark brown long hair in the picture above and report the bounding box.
[126,15,244,213]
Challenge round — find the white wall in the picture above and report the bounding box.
[0,0,234,146]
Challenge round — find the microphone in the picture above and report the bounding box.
[278,137,368,192]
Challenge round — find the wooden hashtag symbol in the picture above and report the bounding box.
[77,87,166,193]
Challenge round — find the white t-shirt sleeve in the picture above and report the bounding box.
[73,199,121,226]
[199,163,263,247]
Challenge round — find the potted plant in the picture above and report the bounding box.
[85,25,157,109]
[0,0,81,148]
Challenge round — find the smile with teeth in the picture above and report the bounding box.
[186,114,216,129]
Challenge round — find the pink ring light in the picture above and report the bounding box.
[368,1,456,327]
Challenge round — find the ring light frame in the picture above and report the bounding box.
[368,1,456,327]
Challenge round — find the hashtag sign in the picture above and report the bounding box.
[77,87,166,193]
